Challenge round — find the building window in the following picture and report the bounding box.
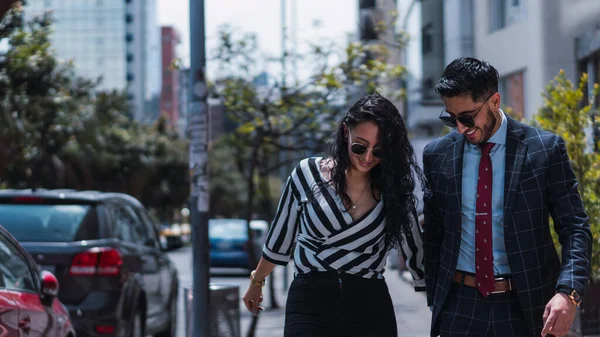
[422,23,433,54]
[490,0,524,32]
[422,78,436,100]
[498,70,525,118]
[359,0,376,9]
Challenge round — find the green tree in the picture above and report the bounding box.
[0,9,96,188]
[0,7,189,219]
[210,24,408,270]
[535,70,600,281]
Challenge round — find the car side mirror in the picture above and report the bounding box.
[40,270,59,298]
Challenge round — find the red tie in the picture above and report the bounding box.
[476,142,495,297]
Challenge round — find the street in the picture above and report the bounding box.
[167,246,432,337]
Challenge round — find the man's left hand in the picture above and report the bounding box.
[541,293,577,337]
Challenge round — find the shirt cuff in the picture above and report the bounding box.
[262,247,291,266]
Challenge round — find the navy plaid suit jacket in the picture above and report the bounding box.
[422,117,592,337]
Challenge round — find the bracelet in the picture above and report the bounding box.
[250,270,266,288]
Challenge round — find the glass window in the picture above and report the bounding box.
[110,205,134,242]
[490,0,524,32]
[137,209,160,248]
[499,70,525,118]
[0,204,97,242]
[421,23,433,54]
[209,219,248,240]
[119,205,149,245]
[0,235,36,292]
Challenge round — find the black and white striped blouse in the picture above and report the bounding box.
[262,157,425,290]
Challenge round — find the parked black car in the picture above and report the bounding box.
[0,189,179,337]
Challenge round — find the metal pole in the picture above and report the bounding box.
[281,0,290,291]
[189,0,210,336]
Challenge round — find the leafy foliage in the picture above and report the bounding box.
[535,70,600,281]
[0,7,188,220]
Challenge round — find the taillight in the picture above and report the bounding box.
[69,248,122,276]
[95,325,116,334]
[12,196,45,203]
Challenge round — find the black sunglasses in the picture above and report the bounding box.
[438,92,495,128]
[348,129,384,158]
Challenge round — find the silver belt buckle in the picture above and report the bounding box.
[490,277,512,294]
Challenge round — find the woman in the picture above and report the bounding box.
[242,93,426,337]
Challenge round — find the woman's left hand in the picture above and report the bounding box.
[242,283,264,316]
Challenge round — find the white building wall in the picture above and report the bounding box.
[443,0,474,64]
[474,0,600,119]
[473,0,544,119]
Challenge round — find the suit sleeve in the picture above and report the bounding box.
[398,208,426,291]
[548,136,592,296]
[262,171,301,266]
[422,143,445,307]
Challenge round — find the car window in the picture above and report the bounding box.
[119,205,148,246]
[0,235,36,292]
[137,209,160,248]
[0,204,97,242]
[209,219,247,240]
[111,205,135,243]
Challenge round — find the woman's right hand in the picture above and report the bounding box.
[242,283,264,316]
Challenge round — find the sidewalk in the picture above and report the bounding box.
[240,267,431,337]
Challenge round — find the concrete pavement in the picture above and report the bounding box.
[240,266,432,337]
[168,247,432,337]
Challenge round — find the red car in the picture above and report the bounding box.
[0,225,75,337]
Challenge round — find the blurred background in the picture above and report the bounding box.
[1,0,600,336]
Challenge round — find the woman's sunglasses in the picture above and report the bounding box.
[348,129,384,159]
[438,92,495,128]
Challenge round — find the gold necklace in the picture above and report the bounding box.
[349,182,369,212]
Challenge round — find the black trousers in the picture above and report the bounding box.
[284,271,397,337]
[439,282,531,337]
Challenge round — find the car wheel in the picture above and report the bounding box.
[155,288,178,337]
[131,310,144,337]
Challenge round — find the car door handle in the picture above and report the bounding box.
[19,317,31,333]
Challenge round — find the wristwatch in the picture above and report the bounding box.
[556,287,583,307]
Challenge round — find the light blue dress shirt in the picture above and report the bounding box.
[456,111,511,276]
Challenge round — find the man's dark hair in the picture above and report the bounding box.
[435,57,499,102]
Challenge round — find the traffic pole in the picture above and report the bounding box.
[189,0,210,336]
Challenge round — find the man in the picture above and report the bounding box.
[422,57,592,337]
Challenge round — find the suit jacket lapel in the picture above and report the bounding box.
[445,132,465,229]
[504,117,528,226]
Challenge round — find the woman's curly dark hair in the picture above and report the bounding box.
[326,93,426,249]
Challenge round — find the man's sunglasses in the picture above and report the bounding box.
[348,129,384,158]
[438,92,495,128]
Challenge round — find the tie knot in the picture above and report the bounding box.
[480,142,495,155]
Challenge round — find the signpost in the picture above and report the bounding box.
[189,0,210,336]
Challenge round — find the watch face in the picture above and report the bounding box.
[572,290,582,302]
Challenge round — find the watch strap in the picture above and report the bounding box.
[556,287,582,307]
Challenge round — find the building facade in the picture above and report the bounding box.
[401,0,600,135]
[24,0,161,122]
[474,0,600,119]
[160,26,180,128]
